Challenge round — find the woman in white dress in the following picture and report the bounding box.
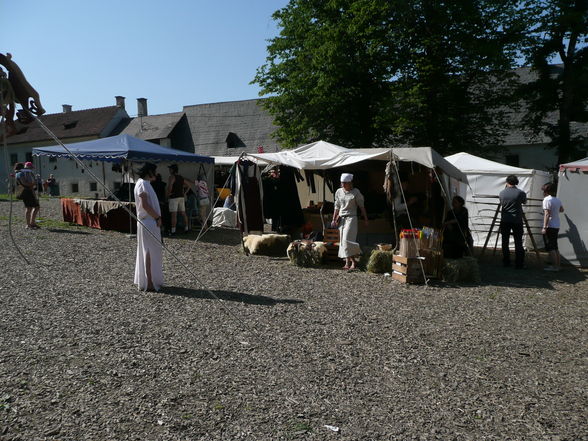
[332,173,368,270]
[134,163,164,291]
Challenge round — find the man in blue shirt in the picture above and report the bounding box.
[499,175,527,269]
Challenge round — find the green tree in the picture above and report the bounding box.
[521,0,588,164]
[387,0,530,154]
[253,0,398,148]
[255,0,529,154]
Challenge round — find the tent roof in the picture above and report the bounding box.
[247,140,467,181]
[560,157,588,172]
[445,152,549,176]
[213,155,267,166]
[32,134,214,164]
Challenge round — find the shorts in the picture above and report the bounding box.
[168,197,185,213]
[543,227,559,251]
[21,188,39,208]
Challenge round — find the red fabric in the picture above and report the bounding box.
[60,198,136,233]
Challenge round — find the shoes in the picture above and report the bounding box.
[544,266,560,272]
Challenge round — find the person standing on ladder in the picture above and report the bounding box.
[166,164,189,235]
[499,175,527,269]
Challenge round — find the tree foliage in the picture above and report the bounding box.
[254,0,530,154]
[521,0,588,164]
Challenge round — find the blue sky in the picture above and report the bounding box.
[1,0,289,116]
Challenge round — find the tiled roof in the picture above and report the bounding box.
[120,112,184,141]
[7,106,127,145]
[183,99,281,156]
[501,65,588,146]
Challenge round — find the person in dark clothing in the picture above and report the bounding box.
[166,164,189,234]
[151,173,169,233]
[442,196,472,258]
[499,175,527,268]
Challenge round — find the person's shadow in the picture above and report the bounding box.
[162,286,304,306]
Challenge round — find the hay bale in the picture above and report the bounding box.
[243,234,290,256]
[441,256,481,283]
[366,249,395,274]
[287,240,327,267]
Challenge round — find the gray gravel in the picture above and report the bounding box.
[1,198,587,441]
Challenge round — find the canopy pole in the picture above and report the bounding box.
[102,162,106,198]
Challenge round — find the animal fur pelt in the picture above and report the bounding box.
[286,240,327,267]
[242,234,290,256]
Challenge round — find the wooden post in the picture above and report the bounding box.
[523,212,542,266]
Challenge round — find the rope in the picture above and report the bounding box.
[391,158,429,286]
[32,116,316,403]
[0,80,31,264]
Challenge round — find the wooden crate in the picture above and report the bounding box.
[323,228,340,262]
[419,248,443,279]
[392,255,425,284]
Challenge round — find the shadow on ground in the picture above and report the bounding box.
[162,286,304,306]
[46,228,92,235]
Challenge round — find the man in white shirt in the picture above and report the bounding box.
[541,182,564,272]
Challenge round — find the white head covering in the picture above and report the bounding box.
[340,173,353,183]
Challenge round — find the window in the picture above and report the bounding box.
[505,154,519,167]
[71,183,79,193]
[63,121,78,130]
[10,153,18,165]
[89,182,98,191]
[25,152,33,162]
[226,132,245,149]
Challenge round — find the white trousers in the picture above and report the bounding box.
[338,216,362,258]
[134,218,164,291]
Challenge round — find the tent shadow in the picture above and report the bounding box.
[476,264,587,289]
[161,286,304,306]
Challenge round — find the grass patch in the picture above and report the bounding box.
[36,217,80,229]
[290,421,312,434]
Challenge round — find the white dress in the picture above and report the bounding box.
[334,187,365,258]
[134,178,164,291]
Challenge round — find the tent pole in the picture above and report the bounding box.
[102,162,106,198]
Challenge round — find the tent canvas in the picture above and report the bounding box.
[248,140,467,182]
[32,134,214,164]
[557,158,588,267]
[445,152,550,248]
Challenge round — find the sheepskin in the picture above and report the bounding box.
[287,240,327,267]
[243,234,291,256]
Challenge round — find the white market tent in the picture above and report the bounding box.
[445,152,550,248]
[248,140,467,182]
[248,140,468,212]
[557,157,588,267]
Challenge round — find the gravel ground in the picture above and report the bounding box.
[0,198,586,441]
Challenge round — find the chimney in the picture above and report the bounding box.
[115,95,126,109]
[62,104,72,113]
[137,98,148,117]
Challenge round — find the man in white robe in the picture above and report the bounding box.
[134,163,164,291]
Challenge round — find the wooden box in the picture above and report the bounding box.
[392,255,425,284]
[419,248,443,279]
[323,228,340,262]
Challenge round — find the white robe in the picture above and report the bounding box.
[134,178,164,291]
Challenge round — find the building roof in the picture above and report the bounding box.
[501,65,588,146]
[120,112,184,141]
[183,99,280,156]
[7,106,127,145]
